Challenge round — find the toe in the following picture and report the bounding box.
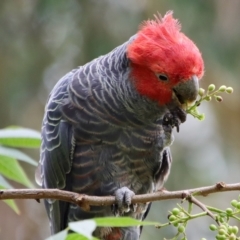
[113,187,135,215]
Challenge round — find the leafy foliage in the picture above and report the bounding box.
[49,217,159,240]
[48,198,240,240]
[0,127,41,213]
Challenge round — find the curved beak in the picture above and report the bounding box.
[173,75,199,105]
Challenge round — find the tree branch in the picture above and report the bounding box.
[0,182,239,211]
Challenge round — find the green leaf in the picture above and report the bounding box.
[66,233,97,240]
[0,146,37,166]
[0,128,41,148]
[0,156,34,188]
[0,184,20,214]
[65,233,85,240]
[45,229,68,240]
[94,217,159,227]
[69,220,96,239]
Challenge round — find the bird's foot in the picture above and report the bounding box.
[163,108,186,132]
[112,187,136,216]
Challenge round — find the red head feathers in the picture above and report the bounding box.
[127,11,204,105]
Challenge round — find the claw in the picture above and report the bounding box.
[176,123,179,132]
[112,187,135,216]
[112,204,120,216]
[130,203,137,212]
[163,108,186,132]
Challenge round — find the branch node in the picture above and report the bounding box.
[75,195,90,211]
[216,182,226,189]
[181,191,190,200]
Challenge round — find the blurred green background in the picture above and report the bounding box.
[1,0,240,239]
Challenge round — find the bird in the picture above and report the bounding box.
[36,11,204,240]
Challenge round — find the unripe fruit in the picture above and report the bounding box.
[215,96,223,102]
[219,224,227,231]
[169,215,176,222]
[226,208,233,215]
[178,225,185,233]
[232,226,239,234]
[178,212,185,218]
[173,222,179,227]
[172,208,180,216]
[215,234,226,240]
[198,113,205,121]
[218,228,226,235]
[205,96,212,101]
[236,202,240,209]
[226,87,233,94]
[219,213,226,218]
[229,233,236,240]
[231,199,238,208]
[210,224,217,231]
[208,84,216,92]
[228,226,234,233]
[219,217,224,223]
[199,88,205,96]
[219,85,227,92]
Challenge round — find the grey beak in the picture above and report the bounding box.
[173,75,199,104]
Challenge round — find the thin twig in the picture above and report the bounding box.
[0,182,239,210]
[187,195,218,224]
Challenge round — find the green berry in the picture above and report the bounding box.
[228,226,234,233]
[173,222,179,227]
[215,96,223,102]
[215,234,226,240]
[219,212,226,218]
[198,113,205,121]
[169,215,176,222]
[208,84,216,92]
[219,224,228,231]
[226,208,233,215]
[178,212,185,218]
[199,88,205,96]
[232,226,239,234]
[205,96,212,101]
[229,233,236,240]
[218,228,226,235]
[178,225,185,233]
[236,202,240,209]
[231,199,238,207]
[219,217,224,223]
[210,224,217,231]
[172,208,180,216]
[219,85,227,92]
[226,87,234,94]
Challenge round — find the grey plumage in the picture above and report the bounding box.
[37,38,182,239]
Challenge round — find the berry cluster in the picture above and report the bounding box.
[210,223,238,240]
[187,84,234,120]
[208,197,240,240]
[167,206,190,240]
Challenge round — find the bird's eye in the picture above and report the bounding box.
[157,74,168,81]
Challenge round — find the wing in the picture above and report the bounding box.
[36,71,76,234]
[140,147,172,235]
